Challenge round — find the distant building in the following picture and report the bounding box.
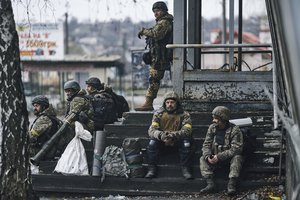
[203,28,271,71]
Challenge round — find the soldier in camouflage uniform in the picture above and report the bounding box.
[85,77,104,96]
[135,1,173,111]
[145,91,194,180]
[29,95,62,160]
[199,106,244,195]
[64,80,94,136]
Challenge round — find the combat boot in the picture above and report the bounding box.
[135,96,154,111]
[200,178,216,194]
[145,165,157,178]
[181,167,193,180]
[227,178,237,195]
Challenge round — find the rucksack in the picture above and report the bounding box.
[122,138,145,178]
[109,92,129,118]
[89,92,117,130]
[101,145,129,179]
[241,127,257,157]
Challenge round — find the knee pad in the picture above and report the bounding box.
[148,139,159,150]
[183,140,191,148]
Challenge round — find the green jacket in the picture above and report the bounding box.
[141,13,173,70]
[202,123,243,162]
[65,89,94,132]
[30,104,59,138]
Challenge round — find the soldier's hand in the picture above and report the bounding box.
[138,28,144,39]
[160,131,168,141]
[208,155,218,164]
[164,137,175,146]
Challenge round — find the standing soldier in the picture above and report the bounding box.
[199,106,244,195]
[135,1,173,111]
[29,95,62,160]
[63,80,94,135]
[144,91,194,180]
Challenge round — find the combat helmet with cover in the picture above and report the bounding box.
[152,1,168,12]
[163,91,180,104]
[64,80,81,92]
[86,77,103,90]
[212,106,231,121]
[32,95,49,107]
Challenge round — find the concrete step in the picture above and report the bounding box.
[122,111,274,125]
[104,124,274,139]
[32,174,282,197]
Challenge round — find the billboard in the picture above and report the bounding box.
[17,23,64,60]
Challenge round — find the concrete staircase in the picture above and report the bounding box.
[32,109,285,197]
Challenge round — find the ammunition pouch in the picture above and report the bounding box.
[143,51,152,65]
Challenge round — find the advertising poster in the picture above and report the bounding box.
[17,23,64,60]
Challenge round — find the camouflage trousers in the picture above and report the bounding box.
[146,67,165,99]
[200,154,244,179]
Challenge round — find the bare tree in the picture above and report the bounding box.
[0,0,33,199]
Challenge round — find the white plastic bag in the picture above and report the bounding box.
[54,121,92,175]
[31,163,39,174]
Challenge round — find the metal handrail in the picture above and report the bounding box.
[166,43,272,49]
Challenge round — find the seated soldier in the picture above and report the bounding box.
[85,77,117,131]
[85,77,129,130]
[63,80,94,139]
[199,106,244,195]
[29,95,62,160]
[144,91,194,180]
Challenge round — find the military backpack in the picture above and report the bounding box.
[88,92,118,130]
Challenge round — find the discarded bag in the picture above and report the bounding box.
[54,121,92,175]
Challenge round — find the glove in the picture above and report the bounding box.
[78,111,89,123]
[138,28,144,39]
[161,131,175,146]
[164,137,175,146]
[160,131,168,141]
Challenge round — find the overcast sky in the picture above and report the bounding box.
[12,0,266,24]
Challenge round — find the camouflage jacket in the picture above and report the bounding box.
[65,89,94,132]
[30,104,59,138]
[202,123,244,162]
[141,13,173,70]
[148,107,192,141]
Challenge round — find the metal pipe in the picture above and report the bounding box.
[229,0,235,71]
[92,130,106,176]
[200,50,272,54]
[166,43,272,48]
[222,0,227,64]
[273,49,278,129]
[238,0,243,71]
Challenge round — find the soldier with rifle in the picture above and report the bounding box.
[31,80,94,165]
[135,1,173,111]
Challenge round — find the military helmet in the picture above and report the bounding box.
[85,77,102,90]
[32,95,49,107]
[152,1,168,12]
[164,91,179,103]
[64,80,81,92]
[212,106,231,121]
